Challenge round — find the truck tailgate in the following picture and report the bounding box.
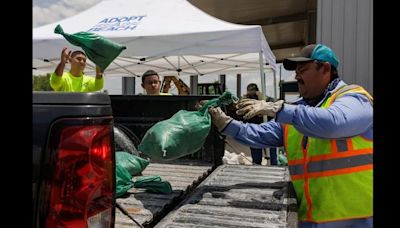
[115,162,213,227]
[155,165,298,228]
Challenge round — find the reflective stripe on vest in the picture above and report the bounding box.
[289,153,372,176]
[284,84,373,222]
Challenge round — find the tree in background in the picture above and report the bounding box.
[33,74,53,91]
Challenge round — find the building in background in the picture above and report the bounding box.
[188,0,373,94]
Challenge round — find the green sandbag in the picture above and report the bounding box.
[54,24,126,71]
[278,152,288,166]
[138,110,210,160]
[133,175,173,194]
[138,91,238,160]
[116,152,150,176]
[116,165,135,197]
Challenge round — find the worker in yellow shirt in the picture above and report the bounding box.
[50,47,104,92]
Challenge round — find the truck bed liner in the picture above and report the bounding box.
[155,165,297,228]
[115,162,213,227]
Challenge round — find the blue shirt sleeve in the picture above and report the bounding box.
[276,93,373,139]
[223,119,284,148]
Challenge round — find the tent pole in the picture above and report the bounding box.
[122,77,135,95]
[259,51,266,98]
[236,74,241,97]
[190,75,198,95]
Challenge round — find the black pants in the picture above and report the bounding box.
[250,147,263,164]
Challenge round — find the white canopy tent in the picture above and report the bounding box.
[33,0,276,95]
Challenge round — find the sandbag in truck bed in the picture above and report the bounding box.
[138,92,238,160]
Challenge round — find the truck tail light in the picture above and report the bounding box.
[44,118,114,228]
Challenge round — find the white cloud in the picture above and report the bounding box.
[33,0,102,28]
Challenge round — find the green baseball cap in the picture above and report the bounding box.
[283,44,339,70]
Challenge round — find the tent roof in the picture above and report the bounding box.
[33,0,276,77]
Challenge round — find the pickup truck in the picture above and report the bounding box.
[33,91,297,228]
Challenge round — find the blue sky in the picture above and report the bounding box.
[33,0,296,97]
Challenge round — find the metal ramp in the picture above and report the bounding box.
[155,164,297,228]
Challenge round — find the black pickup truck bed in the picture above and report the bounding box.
[111,95,223,227]
[111,95,297,228]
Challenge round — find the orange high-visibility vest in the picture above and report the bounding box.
[283,85,373,223]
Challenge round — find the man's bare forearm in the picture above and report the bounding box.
[55,62,66,77]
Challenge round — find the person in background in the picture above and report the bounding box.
[242,83,265,165]
[208,44,373,227]
[141,70,171,95]
[265,95,279,165]
[50,47,104,92]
